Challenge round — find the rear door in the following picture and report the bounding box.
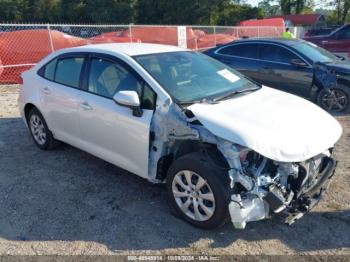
[258,43,313,97]
[38,53,85,145]
[77,54,156,178]
[214,43,261,81]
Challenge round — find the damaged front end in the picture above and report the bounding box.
[147,93,340,229]
[219,143,337,229]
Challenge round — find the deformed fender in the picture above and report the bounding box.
[313,62,337,91]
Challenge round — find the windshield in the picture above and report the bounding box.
[293,42,338,63]
[134,51,257,104]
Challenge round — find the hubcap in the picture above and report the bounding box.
[172,170,215,222]
[30,114,46,145]
[321,89,348,112]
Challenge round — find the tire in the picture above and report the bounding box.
[27,107,60,150]
[317,85,350,113]
[166,152,231,229]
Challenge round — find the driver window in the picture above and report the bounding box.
[88,58,142,98]
[336,28,350,39]
[88,57,156,109]
[259,44,298,64]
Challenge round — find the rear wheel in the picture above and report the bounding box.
[317,85,350,113]
[166,152,230,229]
[27,107,60,150]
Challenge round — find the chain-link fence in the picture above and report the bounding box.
[0,23,286,84]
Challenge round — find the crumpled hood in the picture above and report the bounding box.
[188,86,342,162]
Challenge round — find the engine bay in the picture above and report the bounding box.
[226,148,335,228]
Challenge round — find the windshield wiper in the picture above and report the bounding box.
[213,86,261,102]
[178,97,218,106]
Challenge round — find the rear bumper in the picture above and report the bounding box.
[284,157,337,225]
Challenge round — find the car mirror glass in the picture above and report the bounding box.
[113,90,143,117]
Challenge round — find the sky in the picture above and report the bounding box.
[245,0,329,9]
[246,0,261,7]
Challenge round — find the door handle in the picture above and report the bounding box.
[42,87,51,94]
[80,101,93,110]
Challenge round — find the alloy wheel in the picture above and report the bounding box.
[172,170,216,222]
[30,114,47,145]
[321,89,348,112]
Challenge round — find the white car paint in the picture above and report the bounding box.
[189,86,342,162]
[19,43,180,179]
[18,43,343,229]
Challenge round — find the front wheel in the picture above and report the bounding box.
[317,85,350,113]
[166,152,230,229]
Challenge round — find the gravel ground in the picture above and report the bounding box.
[0,85,349,255]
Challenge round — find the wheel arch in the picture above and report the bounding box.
[156,140,229,181]
[24,103,52,131]
[24,103,38,123]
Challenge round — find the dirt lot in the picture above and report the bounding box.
[0,85,349,255]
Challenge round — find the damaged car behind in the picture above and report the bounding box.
[18,43,342,229]
[204,38,350,113]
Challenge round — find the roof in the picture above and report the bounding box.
[72,43,187,56]
[229,37,305,47]
[269,14,324,26]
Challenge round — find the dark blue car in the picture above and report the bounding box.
[204,38,350,113]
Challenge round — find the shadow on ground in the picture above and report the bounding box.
[0,117,349,253]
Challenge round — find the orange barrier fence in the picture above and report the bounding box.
[0,24,284,84]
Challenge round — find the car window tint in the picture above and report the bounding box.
[337,27,350,39]
[141,83,157,110]
[218,44,259,59]
[88,58,157,109]
[88,58,143,98]
[55,57,84,88]
[259,44,298,64]
[44,59,57,80]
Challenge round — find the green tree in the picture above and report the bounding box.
[0,0,25,21]
[258,0,281,16]
[280,0,313,14]
[214,4,263,25]
[0,0,266,25]
[85,0,133,23]
[319,0,350,24]
[59,0,86,22]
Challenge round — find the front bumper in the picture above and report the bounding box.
[228,156,337,229]
[284,157,337,225]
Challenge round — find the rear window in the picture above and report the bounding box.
[43,59,57,80]
[38,56,84,88]
[55,58,84,88]
[217,44,259,59]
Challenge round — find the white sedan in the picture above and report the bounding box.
[18,43,342,229]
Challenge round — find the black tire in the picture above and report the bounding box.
[317,85,350,113]
[166,152,231,229]
[27,107,60,150]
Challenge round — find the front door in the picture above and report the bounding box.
[77,55,156,178]
[258,43,313,97]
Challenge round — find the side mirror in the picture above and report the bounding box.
[113,90,143,117]
[290,58,307,68]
